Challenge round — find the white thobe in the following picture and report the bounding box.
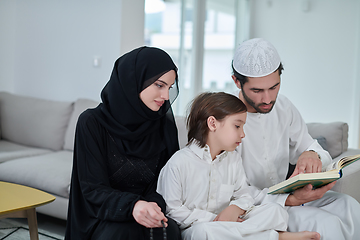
[235,90,360,239]
[157,143,288,240]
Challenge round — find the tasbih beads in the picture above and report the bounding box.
[149,220,167,240]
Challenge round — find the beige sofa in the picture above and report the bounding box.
[0,92,359,221]
[0,92,99,220]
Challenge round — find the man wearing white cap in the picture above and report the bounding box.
[232,38,360,239]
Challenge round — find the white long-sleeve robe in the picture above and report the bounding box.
[157,143,288,240]
[236,91,360,240]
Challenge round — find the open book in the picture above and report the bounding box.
[268,154,360,194]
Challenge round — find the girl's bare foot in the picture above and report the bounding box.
[279,231,321,240]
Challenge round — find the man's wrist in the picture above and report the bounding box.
[308,150,321,160]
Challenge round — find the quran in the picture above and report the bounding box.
[268,154,360,194]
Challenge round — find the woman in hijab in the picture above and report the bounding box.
[65,46,181,240]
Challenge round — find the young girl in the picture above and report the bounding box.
[157,92,320,240]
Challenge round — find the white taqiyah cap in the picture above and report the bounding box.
[233,38,281,78]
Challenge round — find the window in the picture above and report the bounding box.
[145,0,249,116]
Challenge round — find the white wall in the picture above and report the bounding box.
[0,1,16,92]
[0,0,144,103]
[249,0,360,148]
[1,0,359,147]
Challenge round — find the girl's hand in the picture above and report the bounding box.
[132,200,168,228]
[213,205,245,222]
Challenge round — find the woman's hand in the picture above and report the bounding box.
[132,200,168,228]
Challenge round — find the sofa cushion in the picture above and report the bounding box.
[0,150,73,198]
[0,140,52,163]
[307,122,348,159]
[314,136,328,151]
[63,98,99,151]
[0,92,73,151]
[175,116,187,149]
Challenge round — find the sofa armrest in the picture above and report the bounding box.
[331,148,360,203]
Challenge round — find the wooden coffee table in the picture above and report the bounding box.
[0,181,56,240]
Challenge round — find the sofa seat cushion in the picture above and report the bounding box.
[0,150,73,198]
[0,140,52,163]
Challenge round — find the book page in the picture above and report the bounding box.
[325,161,338,172]
[325,154,360,172]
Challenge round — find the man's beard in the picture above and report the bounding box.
[242,89,276,114]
